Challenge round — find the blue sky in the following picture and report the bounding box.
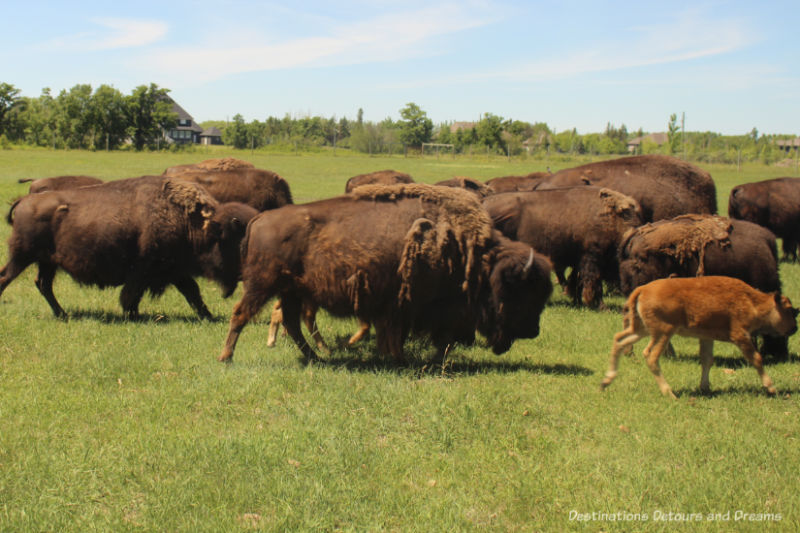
[3,1,798,134]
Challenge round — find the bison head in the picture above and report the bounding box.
[479,235,553,354]
[199,202,258,297]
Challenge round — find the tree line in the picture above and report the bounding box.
[1,82,797,165]
[0,82,176,150]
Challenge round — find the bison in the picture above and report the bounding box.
[166,167,293,212]
[618,215,781,296]
[484,172,551,194]
[0,176,258,319]
[484,187,643,308]
[219,184,553,364]
[163,157,255,175]
[600,276,798,398]
[536,155,717,222]
[728,177,800,261]
[344,170,414,193]
[18,175,104,194]
[434,177,491,198]
[617,214,789,359]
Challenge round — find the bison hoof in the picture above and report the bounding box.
[218,350,233,363]
[766,386,777,396]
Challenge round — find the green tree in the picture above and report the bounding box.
[224,114,248,149]
[90,85,128,150]
[0,82,22,136]
[475,113,504,150]
[397,103,433,148]
[55,84,94,148]
[126,83,176,150]
[667,113,681,154]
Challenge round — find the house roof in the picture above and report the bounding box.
[627,132,668,146]
[167,97,203,132]
[201,127,222,137]
[450,121,476,133]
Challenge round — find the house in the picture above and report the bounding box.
[164,98,206,145]
[627,132,667,153]
[199,127,223,145]
[776,138,800,153]
[450,121,476,134]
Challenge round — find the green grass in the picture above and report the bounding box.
[1,147,800,531]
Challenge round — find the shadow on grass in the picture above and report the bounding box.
[545,299,624,314]
[667,351,797,369]
[672,383,800,398]
[292,335,595,377]
[66,308,223,325]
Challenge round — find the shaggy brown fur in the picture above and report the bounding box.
[601,276,798,398]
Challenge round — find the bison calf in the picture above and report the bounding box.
[600,276,797,398]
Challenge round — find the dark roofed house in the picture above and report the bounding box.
[165,98,205,145]
[627,132,668,153]
[200,127,223,146]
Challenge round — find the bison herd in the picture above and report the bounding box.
[1,154,798,398]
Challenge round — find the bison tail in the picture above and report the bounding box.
[6,197,22,225]
[17,178,34,184]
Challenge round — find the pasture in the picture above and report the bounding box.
[1,147,799,531]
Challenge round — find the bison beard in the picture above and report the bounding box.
[219,184,552,364]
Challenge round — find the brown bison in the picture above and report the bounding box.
[219,184,553,364]
[728,177,800,261]
[601,276,798,398]
[618,215,781,296]
[0,176,258,319]
[484,187,643,308]
[536,155,717,222]
[166,167,293,212]
[484,172,551,194]
[434,177,491,198]
[617,214,788,359]
[18,175,103,194]
[344,170,414,193]
[163,157,255,175]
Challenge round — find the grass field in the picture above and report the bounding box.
[1,147,800,531]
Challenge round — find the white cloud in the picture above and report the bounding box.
[135,3,494,83]
[494,8,754,82]
[42,17,168,51]
[89,18,169,50]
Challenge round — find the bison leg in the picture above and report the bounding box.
[0,256,33,305]
[279,295,319,363]
[643,332,677,399]
[266,300,283,347]
[301,302,330,354]
[601,324,643,391]
[577,256,603,309]
[119,280,146,320]
[781,238,798,262]
[219,288,273,363]
[698,339,714,394]
[34,263,66,319]
[172,275,212,319]
[732,332,776,396]
[348,319,371,345]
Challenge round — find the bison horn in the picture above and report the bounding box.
[523,248,535,274]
